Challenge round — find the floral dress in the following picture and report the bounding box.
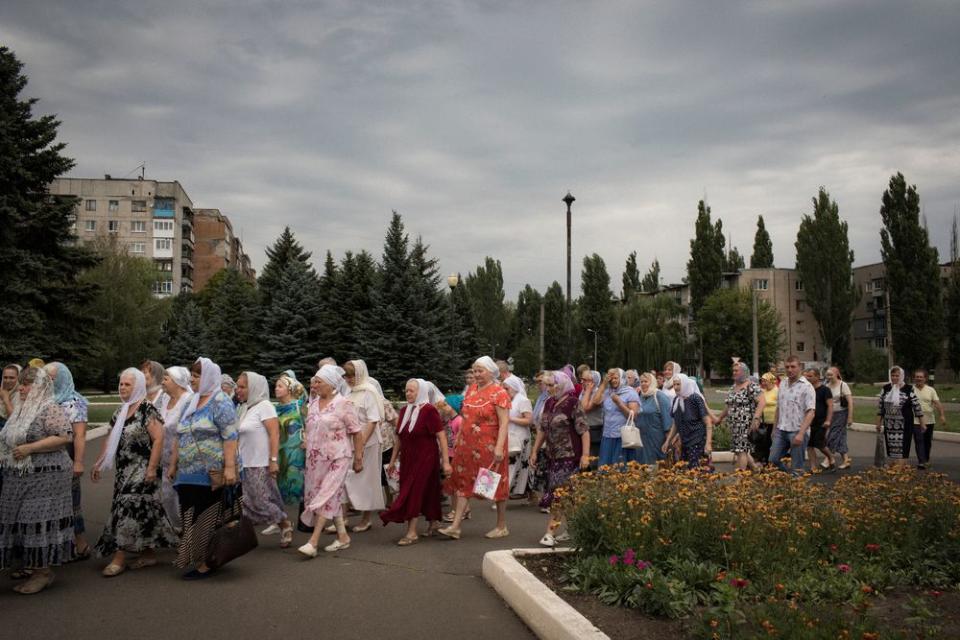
[724,382,762,454]
[301,395,361,524]
[450,383,511,501]
[538,392,587,509]
[276,400,305,504]
[95,402,178,554]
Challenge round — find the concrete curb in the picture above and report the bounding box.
[87,425,108,440]
[850,422,960,443]
[483,548,609,640]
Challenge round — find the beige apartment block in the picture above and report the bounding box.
[49,176,195,297]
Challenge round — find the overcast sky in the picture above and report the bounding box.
[3,0,959,296]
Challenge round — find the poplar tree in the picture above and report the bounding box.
[464,257,511,357]
[621,251,641,301]
[880,173,944,372]
[641,259,661,293]
[750,215,775,268]
[578,254,615,368]
[945,215,960,378]
[686,200,725,318]
[542,282,567,367]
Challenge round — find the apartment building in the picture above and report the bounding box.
[193,208,256,290]
[49,176,195,297]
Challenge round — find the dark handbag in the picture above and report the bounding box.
[206,487,258,569]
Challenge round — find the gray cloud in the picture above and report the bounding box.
[3,0,959,296]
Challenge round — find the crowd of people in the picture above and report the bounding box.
[0,352,948,594]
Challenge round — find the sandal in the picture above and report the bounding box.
[484,527,510,539]
[442,510,471,523]
[323,524,337,534]
[437,527,461,540]
[351,522,372,533]
[130,557,157,570]
[72,545,92,562]
[280,525,294,548]
[422,523,443,538]
[14,572,54,595]
[396,536,419,546]
[102,563,126,577]
[10,569,33,580]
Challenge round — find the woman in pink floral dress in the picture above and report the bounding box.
[297,365,363,558]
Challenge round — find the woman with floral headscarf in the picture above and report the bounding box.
[92,368,176,577]
[168,357,238,579]
[342,359,385,532]
[158,366,192,529]
[875,366,925,465]
[590,368,641,468]
[275,372,307,529]
[662,374,713,468]
[0,366,74,594]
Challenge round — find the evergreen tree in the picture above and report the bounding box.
[795,188,860,370]
[578,254,615,368]
[0,46,100,363]
[449,277,480,374]
[750,215,775,268]
[945,215,960,378]
[641,259,661,293]
[258,260,324,380]
[879,173,944,372]
[621,251,642,301]
[686,200,725,319]
[510,285,544,377]
[257,226,313,308]
[697,288,785,374]
[78,240,170,390]
[464,257,511,357]
[409,237,457,387]
[542,282,567,368]
[164,294,209,367]
[203,268,259,376]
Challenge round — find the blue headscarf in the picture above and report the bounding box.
[444,394,463,415]
[48,362,87,407]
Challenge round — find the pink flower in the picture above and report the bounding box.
[729,577,750,589]
[608,555,619,566]
[636,560,651,570]
[837,564,851,573]
[864,543,881,554]
[622,548,636,565]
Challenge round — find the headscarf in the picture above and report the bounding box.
[221,374,237,398]
[639,372,658,397]
[733,361,750,385]
[610,368,628,392]
[502,375,528,411]
[0,364,22,421]
[444,394,463,415]
[181,357,222,421]
[399,378,431,433]
[424,381,446,405]
[663,361,682,389]
[166,366,192,393]
[579,370,601,400]
[550,370,575,398]
[671,373,699,413]
[1,367,56,473]
[28,358,45,369]
[625,369,640,389]
[142,360,165,395]
[761,372,777,385]
[561,364,577,386]
[236,371,270,426]
[99,368,147,471]
[885,366,905,406]
[314,364,346,393]
[47,362,86,407]
[276,374,305,403]
[474,356,499,380]
[347,360,379,397]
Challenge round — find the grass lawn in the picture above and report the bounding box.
[849,382,960,402]
[87,404,119,423]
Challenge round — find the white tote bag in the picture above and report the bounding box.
[620,411,643,449]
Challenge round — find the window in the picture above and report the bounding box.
[85,199,97,211]
[131,221,146,233]
[866,320,874,332]
[153,220,174,232]
[795,280,804,291]
[154,280,174,295]
[754,279,769,291]
[796,341,805,352]
[84,220,96,232]
[108,220,120,233]
[130,242,145,254]
[132,200,147,212]
[872,278,884,292]
[109,200,119,212]
[866,301,874,311]
[796,320,805,330]
[873,337,887,349]
[155,238,172,251]
[795,299,805,312]
[156,261,173,272]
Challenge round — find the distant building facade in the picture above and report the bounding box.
[193,208,256,290]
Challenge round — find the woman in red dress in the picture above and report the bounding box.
[380,379,451,545]
[439,356,511,540]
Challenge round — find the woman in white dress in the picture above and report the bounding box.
[502,376,533,498]
[342,360,385,532]
[157,366,192,529]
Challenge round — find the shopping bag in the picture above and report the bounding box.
[472,466,502,500]
[620,411,643,449]
[206,487,258,569]
[384,462,400,493]
[874,430,886,468]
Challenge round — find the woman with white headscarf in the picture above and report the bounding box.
[875,366,925,465]
[662,374,714,468]
[502,375,533,498]
[168,357,238,579]
[298,365,363,557]
[235,372,292,546]
[439,356,512,540]
[92,367,176,577]
[590,368,641,468]
[0,366,74,594]
[158,366,192,529]
[380,379,451,545]
[342,359,385,532]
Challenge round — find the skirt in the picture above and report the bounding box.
[241,467,287,525]
[344,443,385,512]
[538,458,579,510]
[72,474,85,535]
[0,468,75,569]
[507,436,532,497]
[175,484,234,569]
[826,409,849,455]
[302,457,351,524]
[161,473,181,530]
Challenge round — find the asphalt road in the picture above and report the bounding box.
[2,430,959,640]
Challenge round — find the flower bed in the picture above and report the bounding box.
[555,465,960,638]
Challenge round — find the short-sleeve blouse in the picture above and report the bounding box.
[461,383,511,433]
[540,393,588,460]
[17,404,73,470]
[305,394,362,460]
[350,389,382,446]
[175,390,238,486]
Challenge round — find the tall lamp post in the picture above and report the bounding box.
[586,328,598,371]
[447,273,460,360]
[562,191,575,362]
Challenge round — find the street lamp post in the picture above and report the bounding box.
[562,191,575,362]
[447,273,460,360]
[586,328,598,371]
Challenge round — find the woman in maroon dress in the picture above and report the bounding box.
[380,379,451,545]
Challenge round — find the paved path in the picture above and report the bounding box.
[3,431,960,640]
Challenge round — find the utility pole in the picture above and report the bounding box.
[752,285,759,375]
[563,192,575,363]
[539,301,545,372]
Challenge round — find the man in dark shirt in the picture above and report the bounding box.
[803,368,836,473]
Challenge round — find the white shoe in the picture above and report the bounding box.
[555,531,571,542]
[491,503,498,511]
[297,542,318,558]
[820,459,830,469]
[324,539,350,552]
[261,524,281,535]
[539,533,556,547]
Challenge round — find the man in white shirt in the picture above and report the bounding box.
[913,369,947,469]
[770,355,816,475]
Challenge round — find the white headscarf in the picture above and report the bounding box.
[399,378,431,433]
[166,366,192,393]
[662,361,682,389]
[1,366,57,473]
[99,368,147,471]
[314,364,346,392]
[885,366,905,406]
[671,373,699,414]
[237,371,270,425]
[181,357,222,422]
[611,368,628,392]
[348,360,380,397]
[474,356,499,380]
[502,375,527,404]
